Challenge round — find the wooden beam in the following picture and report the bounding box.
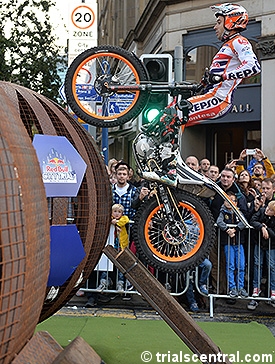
[103,246,232,364]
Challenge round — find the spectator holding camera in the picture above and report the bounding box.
[253,177,262,192]
[236,148,275,180]
[236,169,260,221]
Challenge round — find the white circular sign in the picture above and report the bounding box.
[71,5,95,30]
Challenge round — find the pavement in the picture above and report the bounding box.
[58,291,275,337]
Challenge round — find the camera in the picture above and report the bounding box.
[246,149,256,155]
[256,194,262,201]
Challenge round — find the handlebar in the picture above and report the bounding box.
[105,81,202,96]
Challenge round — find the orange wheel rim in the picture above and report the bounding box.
[71,52,141,120]
[144,202,205,262]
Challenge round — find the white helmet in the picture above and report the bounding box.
[211,3,249,31]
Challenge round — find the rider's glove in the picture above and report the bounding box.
[208,73,224,84]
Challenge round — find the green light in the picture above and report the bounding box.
[145,108,161,122]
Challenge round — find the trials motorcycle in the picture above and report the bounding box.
[65,45,249,273]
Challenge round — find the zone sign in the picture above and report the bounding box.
[71,5,95,30]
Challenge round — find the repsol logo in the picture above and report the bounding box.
[227,65,260,79]
[191,97,223,112]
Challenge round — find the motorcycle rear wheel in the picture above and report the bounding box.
[133,190,215,273]
[65,45,149,127]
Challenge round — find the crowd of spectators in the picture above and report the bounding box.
[84,147,275,313]
[206,148,275,310]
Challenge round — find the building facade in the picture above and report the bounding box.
[97,0,275,170]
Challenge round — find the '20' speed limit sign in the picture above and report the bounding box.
[71,5,95,30]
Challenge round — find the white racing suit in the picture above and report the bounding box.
[187,33,261,126]
[142,33,261,185]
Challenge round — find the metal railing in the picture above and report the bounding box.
[79,225,274,317]
[207,226,274,317]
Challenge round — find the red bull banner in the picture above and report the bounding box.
[33,135,87,197]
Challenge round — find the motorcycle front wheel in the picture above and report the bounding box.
[133,190,216,273]
[65,45,149,128]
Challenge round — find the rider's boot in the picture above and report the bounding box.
[142,143,178,187]
[142,170,177,186]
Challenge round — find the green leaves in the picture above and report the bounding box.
[0,0,67,102]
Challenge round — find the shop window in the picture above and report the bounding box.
[247,130,261,148]
[185,41,261,85]
[185,46,217,83]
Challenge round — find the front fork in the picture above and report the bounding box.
[156,184,188,241]
[157,184,175,223]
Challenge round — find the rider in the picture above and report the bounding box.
[142,3,261,186]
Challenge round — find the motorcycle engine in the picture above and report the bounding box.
[135,135,155,158]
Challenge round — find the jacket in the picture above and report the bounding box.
[209,181,248,221]
[116,215,130,249]
[216,205,246,246]
[236,157,275,179]
[250,207,275,250]
[112,183,137,220]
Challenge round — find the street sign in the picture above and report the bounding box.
[74,85,135,115]
[59,83,66,101]
[68,0,97,64]
[71,4,95,30]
